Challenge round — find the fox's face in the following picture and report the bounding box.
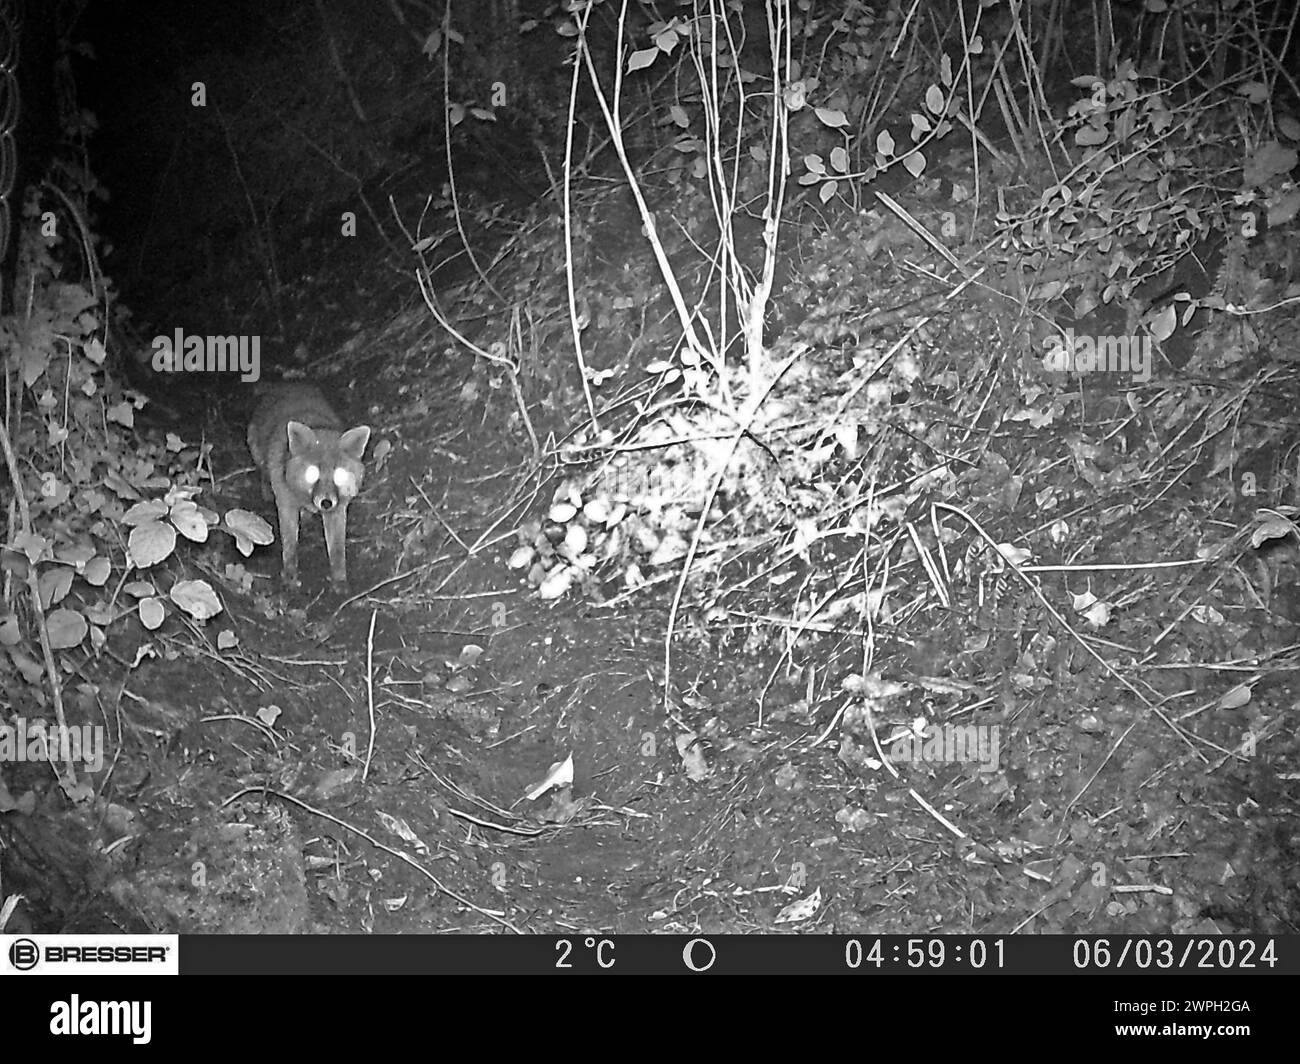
[284,421,371,512]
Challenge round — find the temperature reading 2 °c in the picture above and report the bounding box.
[554,937,615,969]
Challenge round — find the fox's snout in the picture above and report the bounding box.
[300,455,366,509]
[313,484,341,512]
[305,484,339,512]
[300,461,345,512]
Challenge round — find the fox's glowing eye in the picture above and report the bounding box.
[304,465,320,486]
[334,469,356,492]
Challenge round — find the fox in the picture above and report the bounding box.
[246,383,371,590]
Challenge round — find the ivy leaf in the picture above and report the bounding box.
[12,531,50,564]
[138,597,166,631]
[38,567,74,610]
[1236,81,1269,104]
[1150,303,1178,341]
[128,521,177,568]
[224,510,275,557]
[169,580,223,622]
[170,501,210,543]
[122,500,169,526]
[46,608,88,649]
[1250,513,1297,549]
[652,26,681,52]
[1075,124,1109,146]
[20,346,50,387]
[8,648,43,683]
[1244,140,1298,187]
[627,47,658,72]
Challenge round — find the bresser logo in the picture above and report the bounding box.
[4,935,177,974]
[9,937,40,970]
[45,945,170,963]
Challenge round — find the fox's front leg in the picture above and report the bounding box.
[277,496,302,585]
[321,504,349,589]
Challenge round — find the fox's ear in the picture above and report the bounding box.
[339,425,371,462]
[286,421,318,455]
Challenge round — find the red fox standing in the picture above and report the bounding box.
[246,383,370,590]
